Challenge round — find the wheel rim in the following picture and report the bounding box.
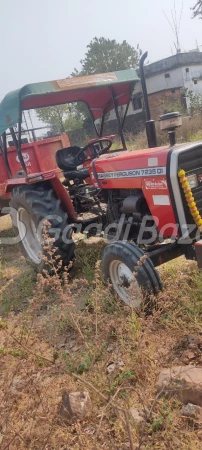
[109,260,142,307]
[17,207,42,264]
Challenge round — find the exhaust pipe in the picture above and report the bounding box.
[139,52,157,148]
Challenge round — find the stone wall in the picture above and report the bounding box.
[148,88,185,120]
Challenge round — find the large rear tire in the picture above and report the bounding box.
[10,184,75,269]
[102,241,162,308]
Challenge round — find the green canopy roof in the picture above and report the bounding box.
[0,69,139,136]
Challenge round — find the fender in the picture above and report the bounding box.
[5,171,77,222]
[5,170,57,193]
[50,176,77,221]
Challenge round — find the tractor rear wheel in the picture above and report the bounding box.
[10,184,75,269]
[102,241,162,308]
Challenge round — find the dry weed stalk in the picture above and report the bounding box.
[0,230,141,448]
[2,224,201,448]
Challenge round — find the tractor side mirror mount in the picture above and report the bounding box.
[159,112,182,147]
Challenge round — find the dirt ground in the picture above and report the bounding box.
[1,214,202,449]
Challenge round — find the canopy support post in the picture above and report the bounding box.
[99,112,105,137]
[16,121,27,174]
[99,98,113,137]
[110,87,127,150]
[122,82,135,129]
[121,100,130,129]
[2,133,12,177]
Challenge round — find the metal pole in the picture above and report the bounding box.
[122,82,136,128]
[122,100,130,129]
[28,110,37,141]
[110,87,127,150]
[168,130,176,146]
[2,133,12,177]
[139,52,157,148]
[10,127,19,149]
[139,52,150,121]
[23,111,32,141]
[14,121,27,174]
[6,125,57,135]
[99,98,114,137]
[99,112,105,137]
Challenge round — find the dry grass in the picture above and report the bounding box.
[1,217,202,448]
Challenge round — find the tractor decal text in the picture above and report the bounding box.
[145,179,167,190]
[97,166,166,179]
[16,153,31,167]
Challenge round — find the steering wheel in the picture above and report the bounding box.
[76,138,113,164]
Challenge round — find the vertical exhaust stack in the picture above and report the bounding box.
[139,52,158,148]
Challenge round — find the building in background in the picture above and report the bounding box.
[104,51,202,135]
[138,50,202,119]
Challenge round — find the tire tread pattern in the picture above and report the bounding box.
[10,184,75,265]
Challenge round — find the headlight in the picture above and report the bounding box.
[187,174,198,189]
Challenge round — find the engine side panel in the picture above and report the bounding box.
[90,146,178,238]
[141,177,178,237]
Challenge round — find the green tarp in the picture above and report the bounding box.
[0,69,139,136]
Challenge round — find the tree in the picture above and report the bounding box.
[71,37,141,76]
[36,104,84,134]
[186,90,202,115]
[192,0,202,18]
[37,38,142,136]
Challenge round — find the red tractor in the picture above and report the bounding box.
[1,52,202,307]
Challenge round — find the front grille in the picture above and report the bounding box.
[178,145,202,239]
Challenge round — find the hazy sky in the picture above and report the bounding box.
[0,0,201,101]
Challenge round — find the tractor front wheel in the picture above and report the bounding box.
[102,241,162,308]
[10,184,75,269]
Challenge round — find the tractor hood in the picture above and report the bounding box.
[92,146,170,189]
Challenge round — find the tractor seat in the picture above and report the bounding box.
[56,146,90,181]
[56,146,85,171]
[64,168,89,181]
